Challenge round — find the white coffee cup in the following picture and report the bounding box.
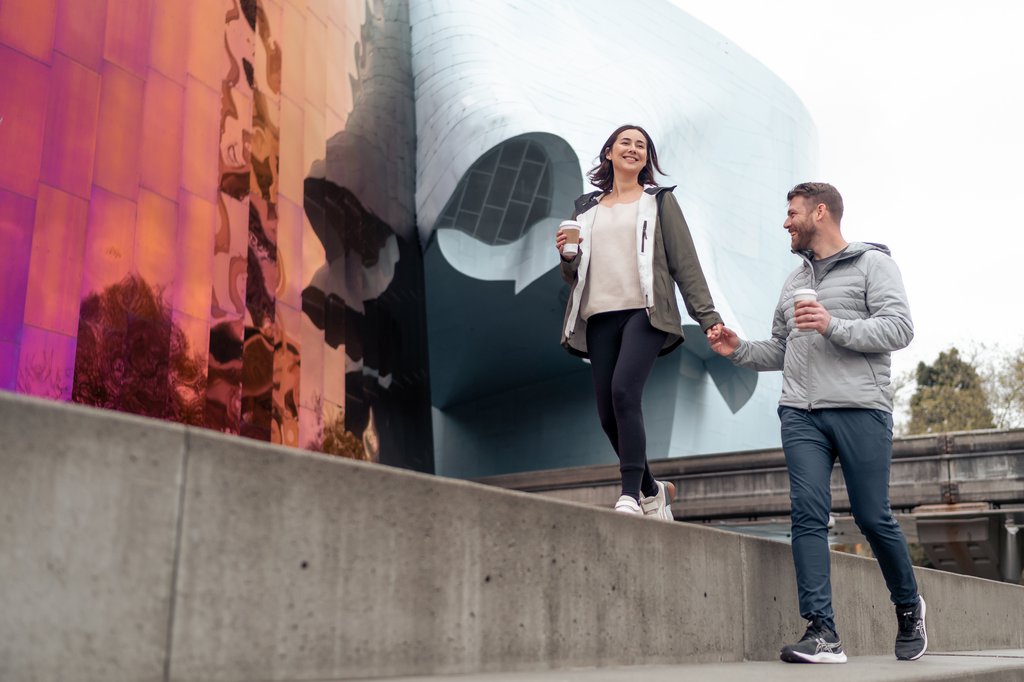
[559,219,581,256]
[793,288,817,334]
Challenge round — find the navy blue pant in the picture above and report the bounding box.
[779,406,919,633]
[586,309,667,500]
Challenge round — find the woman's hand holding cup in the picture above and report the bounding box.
[557,220,583,260]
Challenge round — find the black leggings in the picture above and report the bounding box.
[585,309,668,500]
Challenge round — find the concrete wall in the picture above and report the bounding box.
[2,391,1023,681]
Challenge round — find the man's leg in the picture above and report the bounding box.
[825,408,925,660]
[779,407,839,632]
[827,408,919,606]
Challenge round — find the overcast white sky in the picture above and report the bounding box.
[669,0,1024,386]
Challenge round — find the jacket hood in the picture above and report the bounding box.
[794,241,891,261]
[573,185,676,216]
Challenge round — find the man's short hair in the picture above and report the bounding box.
[787,182,844,222]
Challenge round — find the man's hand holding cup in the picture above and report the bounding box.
[793,288,831,335]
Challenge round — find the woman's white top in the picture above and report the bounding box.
[580,199,645,320]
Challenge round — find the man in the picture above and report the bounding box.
[709,182,926,664]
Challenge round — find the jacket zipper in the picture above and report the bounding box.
[641,221,647,252]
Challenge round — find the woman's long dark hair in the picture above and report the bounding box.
[586,124,665,192]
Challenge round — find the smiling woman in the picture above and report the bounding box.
[556,124,725,517]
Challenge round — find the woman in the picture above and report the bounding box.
[556,124,724,518]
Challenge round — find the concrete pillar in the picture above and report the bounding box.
[1002,522,1023,584]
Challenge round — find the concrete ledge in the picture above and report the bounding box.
[0,392,186,682]
[2,391,1023,681]
[373,651,1024,682]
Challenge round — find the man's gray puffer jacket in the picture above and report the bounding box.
[730,242,913,413]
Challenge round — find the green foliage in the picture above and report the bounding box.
[982,343,1024,429]
[908,347,995,434]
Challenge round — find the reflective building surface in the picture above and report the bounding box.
[413,0,816,476]
[0,0,814,478]
[0,0,431,471]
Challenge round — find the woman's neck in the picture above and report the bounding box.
[609,175,643,199]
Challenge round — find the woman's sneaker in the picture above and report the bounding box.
[640,480,676,521]
[895,596,927,660]
[779,617,847,664]
[613,495,642,514]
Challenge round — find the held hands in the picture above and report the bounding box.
[555,229,583,261]
[794,300,832,335]
[707,323,739,356]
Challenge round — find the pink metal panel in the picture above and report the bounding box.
[40,53,102,199]
[0,45,50,198]
[53,0,107,71]
[0,188,36,342]
[91,61,144,199]
[80,185,136,298]
[102,0,153,79]
[23,184,89,336]
[0,0,57,63]
[139,69,186,201]
[15,325,76,399]
[134,188,178,292]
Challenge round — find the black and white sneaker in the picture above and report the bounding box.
[780,617,848,664]
[895,596,928,661]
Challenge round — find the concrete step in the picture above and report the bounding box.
[2,391,1024,681]
[372,651,1024,682]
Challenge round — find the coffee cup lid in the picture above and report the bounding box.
[559,219,581,229]
[793,288,817,297]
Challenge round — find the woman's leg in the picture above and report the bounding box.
[585,311,625,465]
[609,311,667,499]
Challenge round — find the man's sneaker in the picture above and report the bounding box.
[895,596,927,661]
[640,480,676,521]
[779,617,847,664]
[613,495,642,514]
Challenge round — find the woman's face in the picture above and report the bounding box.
[605,128,648,178]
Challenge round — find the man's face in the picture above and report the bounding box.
[784,196,817,251]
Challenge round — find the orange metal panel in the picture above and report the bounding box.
[148,0,191,85]
[92,61,144,200]
[279,0,305,106]
[180,77,221,200]
[173,190,216,320]
[0,0,57,63]
[0,45,50,198]
[135,188,178,291]
[53,0,107,71]
[24,184,89,336]
[102,0,154,79]
[302,12,325,112]
[186,0,229,92]
[277,96,304,204]
[40,53,101,200]
[139,69,185,201]
[80,185,136,297]
[275,195,303,310]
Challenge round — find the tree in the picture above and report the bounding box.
[981,343,1024,429]
[908,347,994,434]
